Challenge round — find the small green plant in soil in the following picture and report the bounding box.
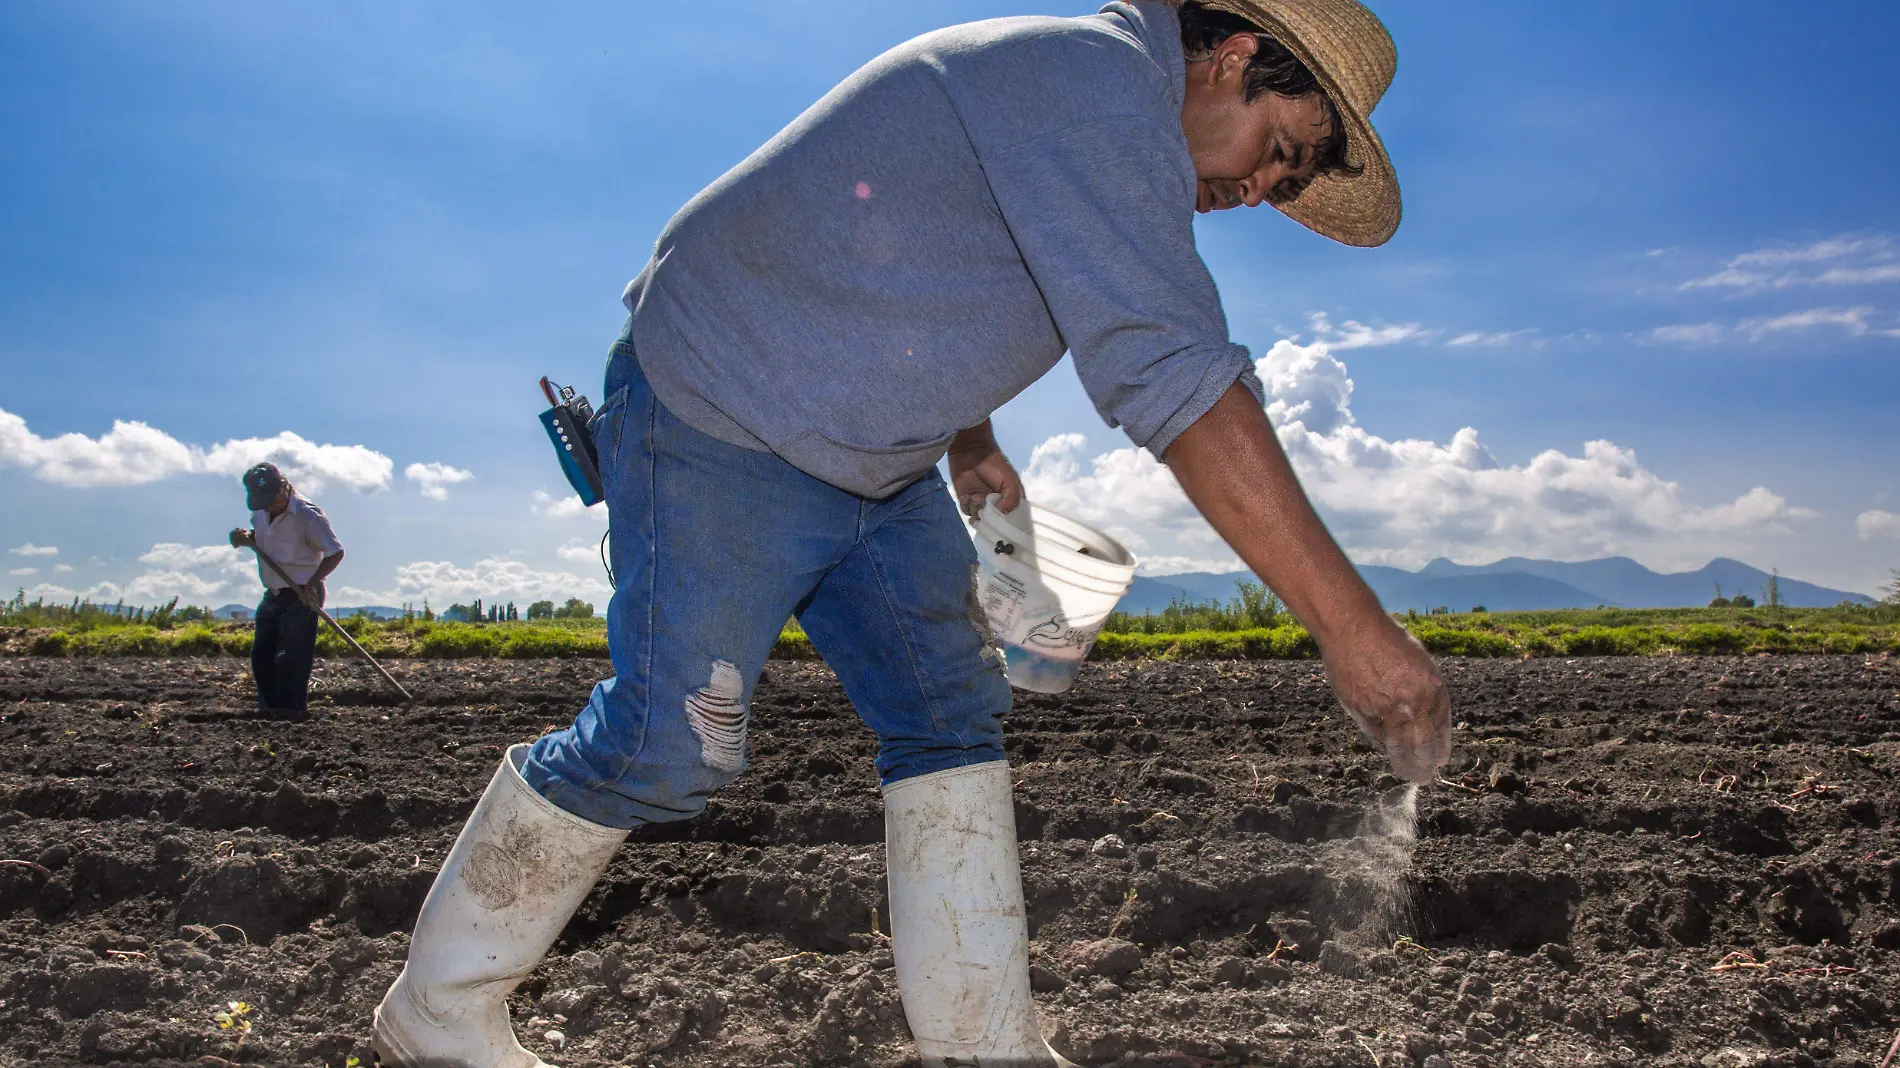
[212,999,255,1055]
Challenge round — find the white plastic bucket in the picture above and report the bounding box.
[969,494,1138,693]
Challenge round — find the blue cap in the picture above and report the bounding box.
[244,463,286,511]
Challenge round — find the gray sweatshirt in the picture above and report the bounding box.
[622,1,1264,498]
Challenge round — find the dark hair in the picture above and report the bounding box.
[1177,1,1359,178]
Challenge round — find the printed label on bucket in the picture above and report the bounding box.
[977,563,1101,659]
[977,562,1031,639]
[1019,612,1099,660]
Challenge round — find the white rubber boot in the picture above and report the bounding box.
[884,761,1079,1068]
[373,743,629,1068]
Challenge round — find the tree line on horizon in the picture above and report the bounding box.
[1,589,599,628]
[435,597,596,623]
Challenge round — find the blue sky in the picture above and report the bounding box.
[3,0,1897,608]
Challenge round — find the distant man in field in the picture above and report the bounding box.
[377,2,1452,1066]
[228,463,344,722]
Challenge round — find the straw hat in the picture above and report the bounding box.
[1192,0,1402,247]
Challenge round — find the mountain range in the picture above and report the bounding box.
[1120,557,1875,615]
[193,557,1868,623]
[211,604,405,620]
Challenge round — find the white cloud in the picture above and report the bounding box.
[139,543,245,570]
[198,434,393,492]
[1648,323,1723,345]
[53,564,72,573]
[1741,306,1873,339]
[557,538,602,564]
[336,556,611,607]
[21,569,237,607]
[1732,237,1877,268]
[1137,554,1244,577]
[0,410,193,486]
[1022,332,1817,572]
[1256,335,1358,435]
[1680,267,1774,291]
[8,567,37,577]
[1817,264,1900,285]
[1682,235,1896,290]
[1307,312,1428,350]
[9,543,58,557]
[21,584,81,602]
[1857,510,1900,541]
[32,542,608,610]
[531,489,607,522]
[40,542,263,608]
[1445,330,1534,347]
[405,461,474,501]
[1022,434,1232,570]
[86,570,233,605]
[0,407,393,493]
[1645,307,1892,345]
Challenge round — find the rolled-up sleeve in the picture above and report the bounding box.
[981,116,1264,457]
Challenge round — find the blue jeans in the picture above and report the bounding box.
[521,337,1010,830]
[253,588,318,714]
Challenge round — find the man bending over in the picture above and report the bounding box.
[376,2,1451,1065]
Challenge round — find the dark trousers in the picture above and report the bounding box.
[253,589,319,713]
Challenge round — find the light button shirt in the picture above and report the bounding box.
[252,495,344,589]
[621,1,1263,499]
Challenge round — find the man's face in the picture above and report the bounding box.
[1180,36,1337,214]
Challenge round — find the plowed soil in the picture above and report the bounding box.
[1,654,1897,1068]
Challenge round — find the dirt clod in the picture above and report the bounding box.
[1068,937,1143,978]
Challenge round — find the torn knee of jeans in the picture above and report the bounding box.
[685,660,748,775]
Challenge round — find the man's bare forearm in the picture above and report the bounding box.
[1164,383,1453,783]
[1164,383,1382,649]
[311,551,344,585]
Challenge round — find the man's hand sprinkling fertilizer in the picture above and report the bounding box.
[1324,621,1453,783]
[1168,385,1454,785]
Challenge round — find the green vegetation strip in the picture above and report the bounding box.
[4,607,1897,660]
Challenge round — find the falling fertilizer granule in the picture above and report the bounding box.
[1335,782,1421,947]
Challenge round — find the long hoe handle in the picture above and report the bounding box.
[249,545,415,704]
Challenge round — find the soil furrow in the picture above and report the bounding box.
[0,655,1894,1067]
